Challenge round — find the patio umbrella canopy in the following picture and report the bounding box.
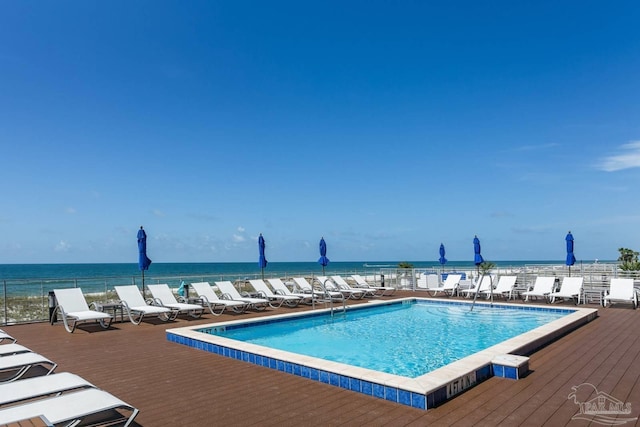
[439,243,447,266]
[473,235,483,266]
[318,237,330,274]
[137,226,152,295]
[258,234,267,279]
[471,235,488,310]
[566,231,576,276]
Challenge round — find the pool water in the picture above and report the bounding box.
[205,300,569,378]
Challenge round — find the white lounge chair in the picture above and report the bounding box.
[215,281,270,311]
[427,274,440,288]
[0,352,57,382]
[603,278,637,309]
[0,372,93,406]
[114,285,174,324]
[0,387,139,427]
[52,288,113,333]
[0,343,31,357]
[318,276,365,299]
[293,277,343,300]
[415,273,427,289]
[350,274,396,296]
[521,277,556,302]
[0,329,16,344]
[190,282,249,315]
[331,276,376,298]
[416,273,439,291]
[549,277,584,304]
[147,284,204,318]
[249,280,301,308]
[267,278,315,304]
[480,276,517,300]
[463,275,494,298]
[425,274,461,297]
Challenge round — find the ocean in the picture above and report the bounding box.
[0,260,565,298]
[0,260,568,280]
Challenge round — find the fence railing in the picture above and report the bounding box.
[1,268,378,325]
[2,263,637,325]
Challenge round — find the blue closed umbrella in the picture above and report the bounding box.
[439,243,447,266]
[473,235,483,266]
[137,226,152,296]
[471,235,487,310]
[566,231,576,276]
[258,233,268,279]
[318,237,330,274]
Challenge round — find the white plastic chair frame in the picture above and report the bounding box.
[0,352,57,383]
[121,300,176,324]
[190,282,249,315]
[52,288,113,333]
[115,286,174,325]
[147,284,204,319]
[248,280,301,308]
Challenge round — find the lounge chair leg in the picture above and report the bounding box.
[99,317,112,329]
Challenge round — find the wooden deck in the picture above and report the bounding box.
[2,292,640,426]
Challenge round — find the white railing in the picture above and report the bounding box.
[3,263,637,325]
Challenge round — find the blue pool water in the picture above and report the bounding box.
[203,300,571,378]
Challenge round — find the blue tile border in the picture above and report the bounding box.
[166,330,501,411]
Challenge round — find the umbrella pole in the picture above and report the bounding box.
[142,270,145,298]
[489,275,494,307]
[470,273,484,312]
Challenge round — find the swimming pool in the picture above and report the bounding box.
[167,298,597,410]
[206,301,569,378]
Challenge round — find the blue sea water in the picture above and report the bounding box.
[0,260,561,297]
[0,260,563,280]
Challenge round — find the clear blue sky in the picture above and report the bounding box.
[2,1,639,264]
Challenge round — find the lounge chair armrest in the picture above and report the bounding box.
[221,293,234,301]
[149,297,164,306]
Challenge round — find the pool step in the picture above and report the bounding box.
[492,354,529,379]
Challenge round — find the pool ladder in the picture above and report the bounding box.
[314,278,346,317]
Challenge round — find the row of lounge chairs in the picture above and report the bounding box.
[524,276,638,308]
[51,275,395,332]
[421,273,638,308]
[0,331,139,426]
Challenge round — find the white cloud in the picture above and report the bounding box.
[54,240,71,252]
[597,141,640,172]
[152,209,165,217]
[65,207,76,214]
[232,234,246,243]
[237,226,245,232]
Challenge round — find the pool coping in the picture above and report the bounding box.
[166,298,598,410]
